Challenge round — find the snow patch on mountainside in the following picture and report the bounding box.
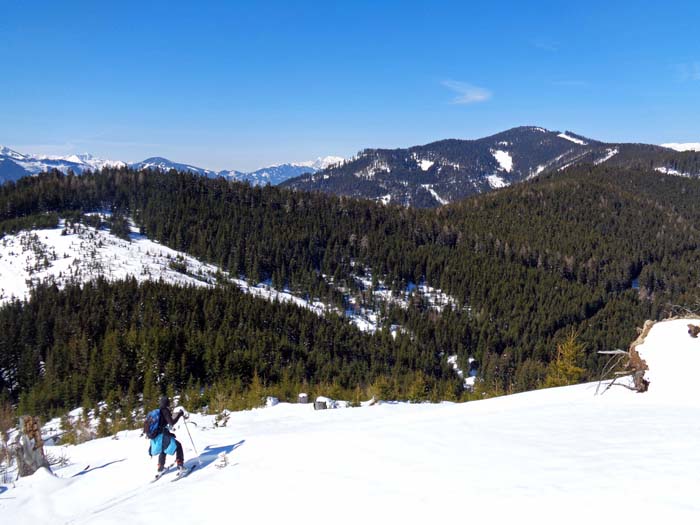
[418,159,435,171]
[558,132,587,145]
[661,142,700,152]
[356,159,391,180]
[491,150,513,172]
[486,174,509,188]
[655,166,691,177]
[594,147,618,165]
[421,184,449,205]
[447,355,476,390]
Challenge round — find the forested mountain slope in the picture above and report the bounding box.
[2,164,700,415]
[282,126,700,206]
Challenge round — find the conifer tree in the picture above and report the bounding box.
[543,330,586,388]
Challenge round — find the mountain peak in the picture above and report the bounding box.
[0,145,27,160]
[281,126,638,207]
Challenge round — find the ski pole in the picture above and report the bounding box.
[182,415,201,465]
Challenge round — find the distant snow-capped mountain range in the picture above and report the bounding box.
[0,146,127,183]
[282,127,700,207]
[4,129,699,207]
[0,145,343,185]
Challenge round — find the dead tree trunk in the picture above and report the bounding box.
[14,416,51,477]
[627,320,654,392]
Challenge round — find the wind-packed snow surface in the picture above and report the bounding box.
[2,319,700,523]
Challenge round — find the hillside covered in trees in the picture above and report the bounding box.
[2,164,700,418]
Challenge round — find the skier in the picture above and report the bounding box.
[148,395,187,476]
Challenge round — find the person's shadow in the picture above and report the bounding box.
[192,440,245,469]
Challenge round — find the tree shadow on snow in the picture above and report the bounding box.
[192,440,245,469]
[71,458,127,477]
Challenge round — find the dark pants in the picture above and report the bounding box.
[158,430,184,467]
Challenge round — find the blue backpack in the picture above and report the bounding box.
[144,408,162,439]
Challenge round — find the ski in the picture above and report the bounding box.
[171,464,196,482]
[151,463,175,483]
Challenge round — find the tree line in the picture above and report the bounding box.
[2,164,700,417]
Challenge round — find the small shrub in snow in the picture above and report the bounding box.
[215,451,229,469]
[60,411,95,445]
[46,449,71,469]
[214,410,230,428]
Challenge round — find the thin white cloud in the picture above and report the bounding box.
[532,40,558,52]
[441,80,492,105]
[676,62,700,81]
[552,80,589,87]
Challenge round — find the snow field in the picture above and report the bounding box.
[4,381,699,524]
[3,319,700,523]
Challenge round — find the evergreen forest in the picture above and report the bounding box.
[2,164,700,420]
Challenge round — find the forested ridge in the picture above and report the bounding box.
[2,164,700,417]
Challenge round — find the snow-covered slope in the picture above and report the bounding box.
[0,217,451,334]
[0,220,225,304]
[661,142,700,152]
[2,318,699,523]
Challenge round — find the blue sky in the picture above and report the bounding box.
[1,0,699,170]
